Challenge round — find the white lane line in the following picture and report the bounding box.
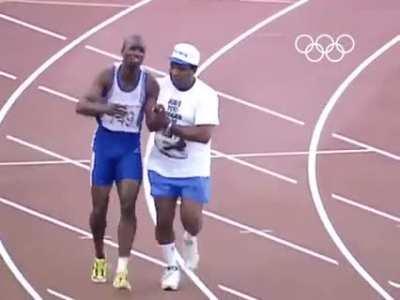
[78,234,111,240]
[7,135,337,266]
[6,135,217,298]
[308,35,400,300]
[197,0,309,74]
[218,91,304,126]
[332,133,400,161]
[84,45,166,77]
[239,228,272,234]
[0,0,199,295]
[6,0,130,8]
[0,70,17,80]
[85,44,304,125]
[85,45,121,60]
[212,149,297,184]
[7,135,90,170]
[38,86,79,103]
[0,240,42,300]
[46,289,74,300]
[0,0,153,127]
[141,0,332,271]
[218,284,259,300]
[388,281,400,289]
[255,33,283,37]
[177,198,335,264]
[240,0,293,3]
[203,210,338,265]
[197,0,308,125]
[332,193,400,223]
[0,159,89,166]
[37,81,298,185]
[211,148,371,159]
[0,13,66,40]
[0,196,165,267]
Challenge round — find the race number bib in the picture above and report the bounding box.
[154,131,188,159]
[101,104,141,132]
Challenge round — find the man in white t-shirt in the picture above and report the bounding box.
[147,43,219,291]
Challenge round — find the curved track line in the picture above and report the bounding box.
[0,13,66,40]
[388,281,400,289]
[0,0,205,297]
[84,44,304,125]
[0,1,218,297]
[0,0,153,125]
[307,35,400,300]
[0,240,42,299]
[197,0,309,75]
[46,289,74,300]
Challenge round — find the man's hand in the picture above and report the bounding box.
[153,104,165,114]
[105,103,128,118]
[152,104,170,129]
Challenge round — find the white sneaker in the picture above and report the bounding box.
[161,266,180,291]
[182,232,200,270]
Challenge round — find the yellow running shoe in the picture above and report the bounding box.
[91,258,107,283]
[113,270,131,290]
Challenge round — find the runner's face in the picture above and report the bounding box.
[122,38,145,67]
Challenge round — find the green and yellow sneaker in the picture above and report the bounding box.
[91,258,107,283]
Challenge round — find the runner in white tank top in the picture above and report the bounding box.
[76,35,168,290]
[99,61,147,133]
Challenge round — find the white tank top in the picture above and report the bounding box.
[100,62,147,133]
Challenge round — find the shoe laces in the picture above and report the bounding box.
[163,266,179,277]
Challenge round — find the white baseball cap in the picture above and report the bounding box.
[170,43,200,66]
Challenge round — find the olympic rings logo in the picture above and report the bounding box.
[295,34,355,63]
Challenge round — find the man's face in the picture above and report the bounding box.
[169,62,194,87]
[121,37,145,67]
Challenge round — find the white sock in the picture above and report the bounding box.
[116,257,129,273]
[183,232,198,250]
[160,243,177,267]
[183,231,196,242]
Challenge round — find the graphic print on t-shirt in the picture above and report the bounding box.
[154,98,188,159]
